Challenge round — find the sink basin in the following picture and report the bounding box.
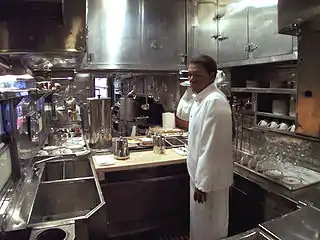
[29,179,101,224]
[245,231,273,240]
[238,231,273,240]
[41,159,93,182]
[35,228,67,240]
[226,229,274,240]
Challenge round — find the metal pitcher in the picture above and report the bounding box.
[153,135,166,154]
[87,97,112,149]
[113,137,130,160]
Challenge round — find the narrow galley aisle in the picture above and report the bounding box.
[111,228,189,240]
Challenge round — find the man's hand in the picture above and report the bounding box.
[193,187,207,203]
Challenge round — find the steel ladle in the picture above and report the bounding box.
[141,79,150,110]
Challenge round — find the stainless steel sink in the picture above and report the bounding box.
[244,231,273,240]
[29,179,101,224]
[34,228,67,240]
[41,159,93,182]
[225,229,274,240]
[29,223,75,240]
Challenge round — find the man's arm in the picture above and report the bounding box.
[194,99,232,194]
[176,88,194,122]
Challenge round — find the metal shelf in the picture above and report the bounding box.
[231,87,296,94]
[247,126,296,137]
[241,126,320,142]
[256,112,296,121]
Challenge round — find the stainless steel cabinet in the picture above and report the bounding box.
[87,0,186,70]
[218,1,249,63]
[248,4,293,59]
[192,2,218,59]
[142,0,186,70]
[190,0,298,67]
[101,164,189,237]
[87,0,142,68]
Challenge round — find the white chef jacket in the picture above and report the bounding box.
[177,83,233,240]
[176,83,233,192]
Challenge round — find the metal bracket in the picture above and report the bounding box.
[244,43,258,52]
[244,44,251,52]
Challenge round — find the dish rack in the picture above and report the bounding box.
[233,113,320,191]
[234,149,320,191]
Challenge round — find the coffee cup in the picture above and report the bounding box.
[288,124,296,132]
[278,122,289,131]
[267,121,278,128]
[258,119,268,127]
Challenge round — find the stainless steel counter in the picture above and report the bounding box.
[234,164,320,209]
[229,164,320,240]
[3,154,105,239]
[225,228,274,240]
[261,206,320,240]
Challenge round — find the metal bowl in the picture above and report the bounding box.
[280,176,302,186]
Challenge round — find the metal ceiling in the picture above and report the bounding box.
[278,0,320,35]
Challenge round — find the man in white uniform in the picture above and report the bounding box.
[176,55,233,240]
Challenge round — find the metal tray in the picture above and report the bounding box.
[234,162,320,191]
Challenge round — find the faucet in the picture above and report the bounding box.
[33,156,63,167]
[32,156,63,179]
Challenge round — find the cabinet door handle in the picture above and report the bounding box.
[88,53,94,62]
[251,43,258,52]
[212,13,224,21]
[211,34,228,41]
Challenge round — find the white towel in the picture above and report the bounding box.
[93,155,116,166]
[172,147,188,156]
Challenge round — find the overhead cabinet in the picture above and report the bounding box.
[142,0,186,70]
[218,2,249,63]
[191,0,297,67]
[87,0,142,68]
[247,3,294,59]
[87,0,186,71]
[192,2,218,60]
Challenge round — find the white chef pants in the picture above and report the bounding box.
[190,181,229,240]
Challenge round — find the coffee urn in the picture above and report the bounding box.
[87,97,112,150]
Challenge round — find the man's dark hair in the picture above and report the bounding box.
[190,54,218,80]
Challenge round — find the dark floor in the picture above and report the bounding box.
[112,228,189,240]
[113,233,188,240]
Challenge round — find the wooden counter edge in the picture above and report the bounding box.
[93,150,187,173]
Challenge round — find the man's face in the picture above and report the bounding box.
[188,63,214,93]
